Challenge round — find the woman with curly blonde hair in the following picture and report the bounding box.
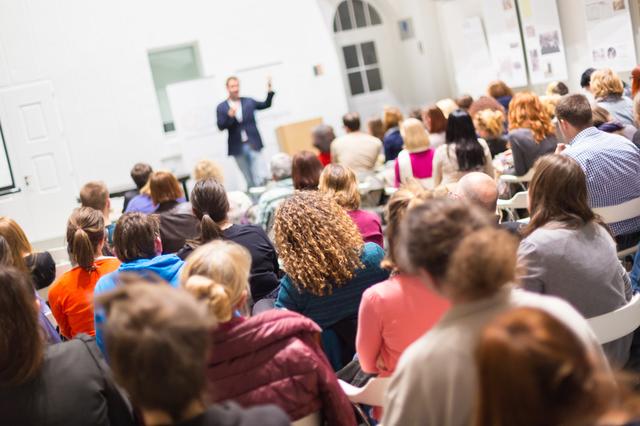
[592,68,635,126]
[474,109,507,157]
[274,191,389,331]
[506,92,558,176]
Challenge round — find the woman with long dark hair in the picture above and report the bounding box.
[432,110,494,187]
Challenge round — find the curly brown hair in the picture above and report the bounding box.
[274,191,364,296]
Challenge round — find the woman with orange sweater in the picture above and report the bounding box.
[49,207,120,338]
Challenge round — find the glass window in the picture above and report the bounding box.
[361,41,378,66]
[342,45,359,69]
[353,0,367,28]
[348,72,365,95]
[148,45,202,133]
[333,14,340,32]
[337,1,353,32]
[334,0,382,33]
[368,4,382,25]
[366,68,383,92]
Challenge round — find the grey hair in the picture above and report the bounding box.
[270,153,292,181]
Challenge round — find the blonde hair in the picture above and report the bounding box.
[539,95,561,119]
[180,240,251,322]
[194,159,224,184]
[383,107,404,132]
[436,98,458,118]
[591,68,624,100]
[319,164,361,210]
[0,217,32,272]
[401,118,430,152]
[474,109,505,139]
[274,191,364,296]
[508,92,555,142]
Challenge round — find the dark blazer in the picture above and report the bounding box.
[216,92,275,156]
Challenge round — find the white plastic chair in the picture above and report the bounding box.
[587,294,640,344]
[291,411,321,426]
[593,196,640,258]
[338,377,391,407]
[497,191,528,221]
[499,168,535,189]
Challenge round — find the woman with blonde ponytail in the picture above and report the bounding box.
[382,198,608,426]
[182,240,356,425]
[49,207,120,338]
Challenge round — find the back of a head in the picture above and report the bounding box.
[130,163,153,190]
[66,207,105,270]
[474,307,611,426]
[0,235,13,266]
[79,181,109,212]
[401,118,430,153]
[456,94,474,110]
[446,110,486,171]
[269,152,293,181]
[0,216,32,272]
[455,172,499,213]
[526,155,595,236]
[190,178,229,243]
[193,159,224,184]
[149,171,183,205]
[436,98,458,118]
[546,81,569,96]
[592,106,613,128]
[0,267,43,387]
[383,107,404,132]
[581,68,596,89]
[487,80,513,99]
[113,213,159,263]
[555,94,593,130]
[98,283,211,422]
[342,112,361,132]
[632,66,640,99]
[474,109,505,139]
[367,117,385,140]
[508,92,555,142]
[181,240,251,322]
[273,191,363,296]
[292,150,323,190]
[398,198,497,292]
[318,164,360,210]
[423,105,448,133]
[590,68,624,99]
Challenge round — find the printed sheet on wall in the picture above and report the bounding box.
[518,0,568,85]
[583,0,636,72]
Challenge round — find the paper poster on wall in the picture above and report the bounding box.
[583,0,636,71]
[517,0,568,84]
[454,17,497,96]
[482,0,528,88]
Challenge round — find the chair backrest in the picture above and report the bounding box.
[338,377,391,407]
[497,191,529,210]
[292,411,321,426]
[587,294,640,344]
[593,197,640,224]
[499,167,535,184]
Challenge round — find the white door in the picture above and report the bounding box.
[0,82,77,243]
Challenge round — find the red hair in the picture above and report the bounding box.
[631,66,640,99]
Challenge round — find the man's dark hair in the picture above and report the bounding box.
[550,82,569,96]
[580,68,595,89]
[226,76,239,86]
[130,163,153,190]
[556,94,593,129]
[113,213,160,262]
[342,113,361,132]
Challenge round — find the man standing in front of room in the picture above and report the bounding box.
[217,76,274,188]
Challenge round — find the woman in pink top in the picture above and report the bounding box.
[357,185,449,376]
[319,164,383,247]
[394,118,435,188]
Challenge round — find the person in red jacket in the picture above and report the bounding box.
[181,240,356,426]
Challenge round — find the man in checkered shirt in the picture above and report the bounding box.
[555,94,640,249]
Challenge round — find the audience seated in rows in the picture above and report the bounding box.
[394,118,434,188]
[421,105,447,150]
[519,154,632,365]
[80,181,115,254]
[319,164,383,247]
[432,109,494,187]
[382,198,606,426]
[473,109,507,158]
[292,150,323,191]
[592,68,635,126]
[311,124,335,167]
[0,267,135,426]
[122,162,153,212]
[181,241,355,425]
[98,282,289,426]
[178,178,279,302]
[556,94,640,249]
[254,153,294,234]
[150,171,200,254]
[49,207,120,339]
[382,106,404,162]
[506,92,558,177]
[94,212,184,352]
[331,112,383,174]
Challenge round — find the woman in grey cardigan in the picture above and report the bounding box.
[518,154,632,366]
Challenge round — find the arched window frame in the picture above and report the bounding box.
[333,0,382,33]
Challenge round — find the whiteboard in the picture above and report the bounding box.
[0,123,15,192]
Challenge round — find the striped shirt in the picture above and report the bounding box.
[564,127,640,235]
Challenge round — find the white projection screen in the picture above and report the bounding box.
[0,123,16,193]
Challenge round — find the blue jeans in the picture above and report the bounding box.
[234,143,262,188]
